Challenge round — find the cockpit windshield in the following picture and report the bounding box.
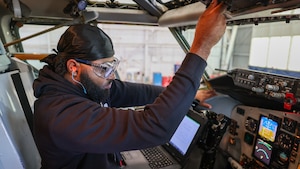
[178,16,300,79]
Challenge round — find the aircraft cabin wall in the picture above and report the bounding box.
[0,35,40,168]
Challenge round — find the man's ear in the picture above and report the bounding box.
[66,59,78,75]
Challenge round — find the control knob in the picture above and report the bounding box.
[270,92,285,98]
[247,74,255,80]
[279,81,287,87]
[266,84,279,91]
[252,87,264,93]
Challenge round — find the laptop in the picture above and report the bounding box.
[121,108,207,169]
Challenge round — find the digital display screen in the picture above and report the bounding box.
[253,138,273,165]
[258,116,278,142]
[169,116,200,155]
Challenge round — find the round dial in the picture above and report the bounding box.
[282,117,297,133]
[277,132,293,150]
[245,117,258,133]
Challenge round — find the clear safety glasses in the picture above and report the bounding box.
[75,57,119,79]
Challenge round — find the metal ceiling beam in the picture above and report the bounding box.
[12,0,22,18]
[158,2,206,27]
[133,0,163,17]
[86,7,159,25]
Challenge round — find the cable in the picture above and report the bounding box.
[72,71,87,94]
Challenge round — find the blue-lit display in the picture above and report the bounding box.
[258,116,278,142]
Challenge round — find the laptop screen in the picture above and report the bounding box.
[169,115,200,155]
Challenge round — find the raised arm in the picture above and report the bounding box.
[190,0,227,59]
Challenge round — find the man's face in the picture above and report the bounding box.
[79,57,116,103]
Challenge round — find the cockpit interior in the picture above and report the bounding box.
[0,0,299,169]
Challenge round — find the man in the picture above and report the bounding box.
[33,0,227,168]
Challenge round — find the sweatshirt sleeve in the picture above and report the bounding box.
[109,79,165,108]
[110,53,205,109]
[142,53,206,137]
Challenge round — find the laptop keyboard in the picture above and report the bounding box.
[141,147,174,169]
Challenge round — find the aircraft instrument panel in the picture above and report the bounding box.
[220,105,300,169]
[231,69,300,111]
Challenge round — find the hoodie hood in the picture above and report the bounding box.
[33,66,85,98]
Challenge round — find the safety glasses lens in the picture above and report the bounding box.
[93,58,119,78]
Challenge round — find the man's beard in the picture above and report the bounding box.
[80,72,111,103]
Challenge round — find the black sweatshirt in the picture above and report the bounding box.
[33,53,207,169]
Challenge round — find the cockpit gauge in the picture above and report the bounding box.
[245,116,258,133]
[277,132,294,150]
[253,138,273,166]
[282,117,297,133]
